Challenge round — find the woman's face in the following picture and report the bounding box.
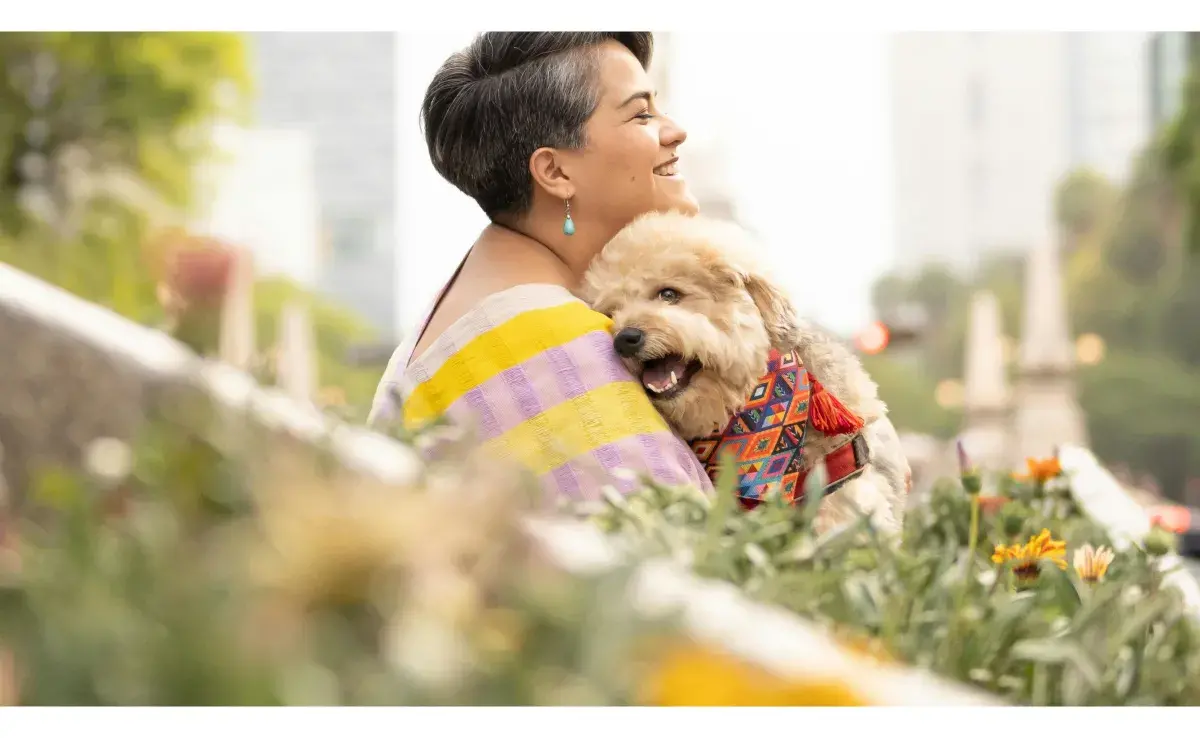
[564,41,698,233]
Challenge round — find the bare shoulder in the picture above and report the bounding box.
[412,235,576,360]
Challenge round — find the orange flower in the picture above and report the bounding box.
[977,496,1011,515]
[641,643,869,706]
[1014,457,1063,484]
[991,528,1068,581]
[1148,505,1191,534]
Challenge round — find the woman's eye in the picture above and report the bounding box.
[658,288,681,304]
[635,109,655,121]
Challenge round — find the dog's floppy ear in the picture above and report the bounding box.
[743,271,801,350]
[702,246,801,351]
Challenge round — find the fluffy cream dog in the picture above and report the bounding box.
[578,211,910,534]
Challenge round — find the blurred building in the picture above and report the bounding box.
[1148,32,1200,130]
[191,125,322,287]
[889,32,1149,274]
[249,32,398,337]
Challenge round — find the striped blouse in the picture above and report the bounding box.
[368,283,713,500]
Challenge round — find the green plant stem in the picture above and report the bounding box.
[968,495,981,563]
[953,495,983,619]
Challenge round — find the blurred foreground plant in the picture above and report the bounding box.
[4,384,1199,706]
[588,450,1200,706]
[0,410,679,706]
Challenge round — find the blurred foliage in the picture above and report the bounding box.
[0,32,252,318]
[0,32,380,417]
[252,277,383,415]
[0,397,893,706]
[860,353,959,438]
[0,407,676,706]
[1055,167,1118,241]
[1161,39,1200,254]
[868,139,1200,497]
[594,463,1200,706]
[5,371,1198,705]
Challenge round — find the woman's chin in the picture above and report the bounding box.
[657,189,700,216]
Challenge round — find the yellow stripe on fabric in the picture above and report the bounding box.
[403,300,613,427]
[481,381,671,475]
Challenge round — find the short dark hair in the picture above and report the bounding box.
[421,32,654,219]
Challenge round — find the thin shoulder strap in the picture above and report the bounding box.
[395,248,472,372]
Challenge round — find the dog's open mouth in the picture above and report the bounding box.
[640,354,702,400]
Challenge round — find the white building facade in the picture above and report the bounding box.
[889,32,1149,273]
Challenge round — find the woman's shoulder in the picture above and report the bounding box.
[369,282,713,496]
[368,283,600,423]
[400,282,624,426]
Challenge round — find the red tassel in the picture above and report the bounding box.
[808,377,863,435]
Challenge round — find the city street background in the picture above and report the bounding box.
[4,30,1200,522]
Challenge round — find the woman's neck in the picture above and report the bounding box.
[495,212,614,285]
[472,223,581,290]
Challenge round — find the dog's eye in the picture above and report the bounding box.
[657,288,681,304]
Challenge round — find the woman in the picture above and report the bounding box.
[369,32,712,499]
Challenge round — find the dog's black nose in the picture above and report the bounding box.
[613,327,645,358]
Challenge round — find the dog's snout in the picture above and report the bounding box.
[613,327,646,358]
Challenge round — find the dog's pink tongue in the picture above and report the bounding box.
[642,357,688,391]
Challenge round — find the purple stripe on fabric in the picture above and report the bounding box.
[439,329,634,444]
[492,361,584,497]
[592,442,624,478]
[542,330,630,400]
[500,363,544,420]
[543,346,588,400]
[677,442,713,490]
[538,431,712,501]
[460,386,502,438]
[549,330,633,394]
[638,432,675,486]
[549,462,582,499]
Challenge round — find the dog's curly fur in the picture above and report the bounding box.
[578,211,910,534]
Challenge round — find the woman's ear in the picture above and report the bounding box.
[529,146,575,201]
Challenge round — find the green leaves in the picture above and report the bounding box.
[7,356,1200,705]
[3,413,672,706]
[0,32,252,327]
[589,468,1200,706]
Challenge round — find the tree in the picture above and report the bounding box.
[860,354,960,438]
[1054,167,1117,240]
[1160,40,1200,253]
[0,32,252,319]
[868,136,1200,498]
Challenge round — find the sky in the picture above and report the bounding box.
[394,32,895,337]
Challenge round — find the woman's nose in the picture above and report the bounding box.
[660,114,688,148]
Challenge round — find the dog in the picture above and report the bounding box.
[578,211,910,535]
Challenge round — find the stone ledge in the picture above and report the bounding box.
[0,261,996,705]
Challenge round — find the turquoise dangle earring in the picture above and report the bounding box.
[563,198,576,236]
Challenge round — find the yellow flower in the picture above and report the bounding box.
[1014,456,1062,484]
[991,528,1068,581]
[640,643,869,706]
[1073,544,1114,583]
